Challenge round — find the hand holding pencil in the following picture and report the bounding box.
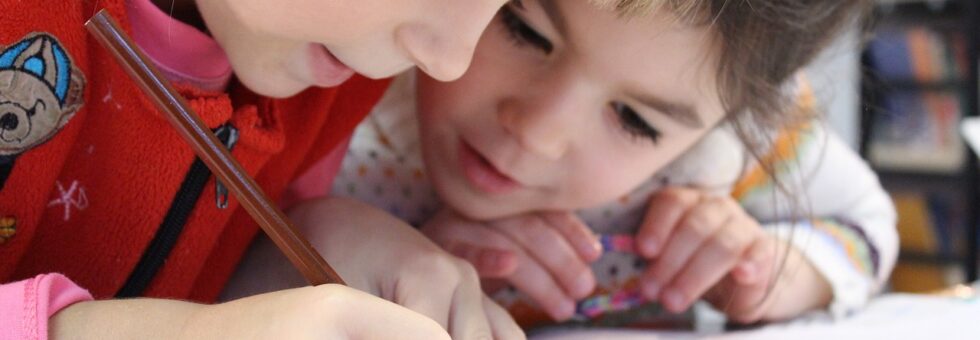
[85,10,343,287]
[84,10,524,340]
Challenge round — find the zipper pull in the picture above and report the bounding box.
[214,124,240,209]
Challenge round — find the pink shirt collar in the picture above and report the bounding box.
[127,0,232,91]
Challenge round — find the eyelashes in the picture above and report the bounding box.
[499,5,553,54]
[613,102,662,144]
[498,2,661,145]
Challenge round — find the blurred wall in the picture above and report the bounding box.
[805,27,863,150]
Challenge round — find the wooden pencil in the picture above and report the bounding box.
[85,9,345,286]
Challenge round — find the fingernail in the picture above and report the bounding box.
[554,300,576,320]
[574,274,596,298]
[641,238,659,257]
[643,280,661,300]
[738,262,757,282]
[662,288,686,312]
[588,237,602,258]
[579,239,602,262]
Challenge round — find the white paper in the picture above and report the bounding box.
[530,293,980,340]
[961,117,980,157]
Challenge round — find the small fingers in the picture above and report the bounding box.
[540,211,602,262]
[448,266,496,340]
[424,212,522,278]
[710,237,781,324]
[483,296,527,340]
[733,233,778,285]
[659,216,756,312]
[448,245,519,278]
[636,187,702,257]
[642,196,732,300]
[507,255,578,320]
[724,278,776,324]
[495,216,596,299]
[397,256,471,330]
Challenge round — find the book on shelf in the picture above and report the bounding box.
[869,89,965,172]
[892,191,964,258]
[865,23,969,172]
[867,26,968,84]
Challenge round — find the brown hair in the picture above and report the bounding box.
[589,0,871,210]
[595,0,871,128]
[598,0,873,311]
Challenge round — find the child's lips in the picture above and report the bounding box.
[458,140,521,195]
[307,44,355,87]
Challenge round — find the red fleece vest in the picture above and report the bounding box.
[0,0,389,302]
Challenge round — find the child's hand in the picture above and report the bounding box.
[421,208,603,320]
[52,285,454,340]
[702,237,833,323]
[635,187,775,315]
[286,197,525,340]
[635,187,833,323]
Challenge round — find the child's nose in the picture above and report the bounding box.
[396,24,475,81]
[397,0,504,81]
[497,99,571,161]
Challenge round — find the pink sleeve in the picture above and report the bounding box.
[279,136,352,210]
[0,274,93,340]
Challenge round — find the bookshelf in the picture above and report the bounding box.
[963,0,978,282]
[860,0,980,288]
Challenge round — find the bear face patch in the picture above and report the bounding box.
[0,33,85,190]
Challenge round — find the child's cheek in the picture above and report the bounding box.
[417,80,466,124]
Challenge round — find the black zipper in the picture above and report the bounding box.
[0,155,15,192]
[214,127,239,209]
[117,123,239,297]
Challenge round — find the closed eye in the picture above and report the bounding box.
[499,3,553,54]
[613,102,661,144]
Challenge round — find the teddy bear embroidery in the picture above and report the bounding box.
[0,33,85,190]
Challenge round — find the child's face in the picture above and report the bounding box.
[195,0,507,97]
[418,0,728,220]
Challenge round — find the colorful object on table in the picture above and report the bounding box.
[575,233,648,319]
[576,289,648,319]
[600,234,636,254]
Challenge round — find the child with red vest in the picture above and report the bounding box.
[0,0,523,339]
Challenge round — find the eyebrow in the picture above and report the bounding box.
[629,92,704,129]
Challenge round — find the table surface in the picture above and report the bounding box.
[530,283,980,339]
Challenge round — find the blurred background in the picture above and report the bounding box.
[814,0,978,293]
